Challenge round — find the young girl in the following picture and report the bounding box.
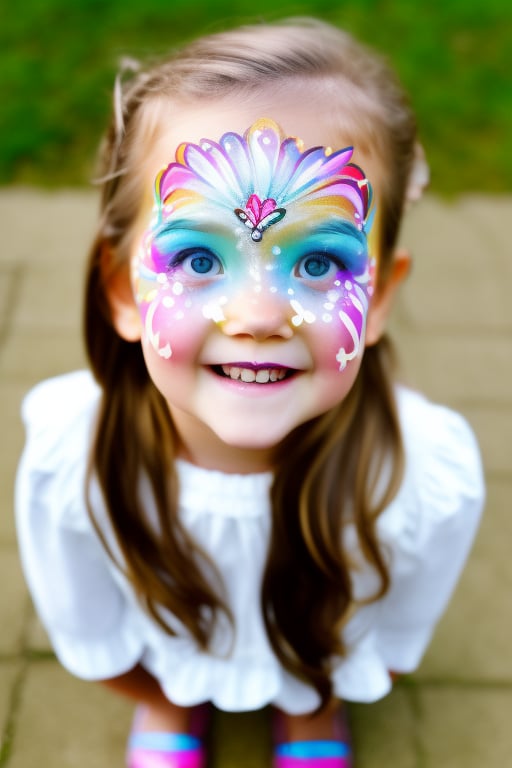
[16,18,484,768]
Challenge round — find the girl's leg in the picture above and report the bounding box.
[100,663,190,733]
[276,699,343,742]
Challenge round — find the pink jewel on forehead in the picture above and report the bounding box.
[154,119,373,240]
[234,194,286,242]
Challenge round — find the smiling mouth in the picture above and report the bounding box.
[211,364,297,384]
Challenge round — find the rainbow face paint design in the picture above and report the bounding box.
[132,118,375,374]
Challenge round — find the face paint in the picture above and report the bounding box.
[133,118,375,374]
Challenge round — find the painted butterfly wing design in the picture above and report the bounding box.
[234,205,286,241]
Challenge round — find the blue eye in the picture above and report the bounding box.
[296,254,344,280]
[169,248,223,277]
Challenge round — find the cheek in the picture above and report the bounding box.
[137,283,214,361]
[133,238,230,361]
[296,275,371,373]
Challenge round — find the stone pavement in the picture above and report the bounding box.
[0,188,511,767]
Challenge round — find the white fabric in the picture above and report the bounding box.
[15,370,484,713]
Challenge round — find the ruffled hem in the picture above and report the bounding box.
[47,612,435,712]
[49,611,145,682]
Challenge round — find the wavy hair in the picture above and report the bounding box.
[84,18,416,708]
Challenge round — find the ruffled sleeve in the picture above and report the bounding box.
[374,387,485,673]
[15,371,145,680]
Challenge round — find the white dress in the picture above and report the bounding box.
[15,370,484,714]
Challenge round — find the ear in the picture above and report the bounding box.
[100,243,142,342]
[365,248,411,346]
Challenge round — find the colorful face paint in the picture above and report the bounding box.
[133,118,375,374]
[156,117,371,235]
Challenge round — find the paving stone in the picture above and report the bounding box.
[0,189,98,268]
[390,330,512,406]
[11,665,269,768]
[10,661,132,768]
[418,478,512,681]
[398,196,512,332]
[0,381,27,544]
[25,611,54,655]
[0,328,87,386]
[211,707,271,768]
[11,264,84,332]
[460,406,512,475]
[0,662,21,744]
[0,547,30,655]
[349,687,418,768]
[0,266,20,334]
[457,196,512,260]
[418,686,512,767]
[396,261,509,334]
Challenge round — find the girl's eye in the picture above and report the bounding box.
[295,254,345,281]
[170,248,223,277]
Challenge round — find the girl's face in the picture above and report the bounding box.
[122,101,384,469]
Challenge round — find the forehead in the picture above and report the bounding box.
[140,93,383,197]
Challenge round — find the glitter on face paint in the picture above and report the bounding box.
[132,118,376,372]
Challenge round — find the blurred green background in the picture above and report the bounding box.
[1,0,511,194]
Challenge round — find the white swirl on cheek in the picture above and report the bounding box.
[145,299,172,359]
[142,280,187,360]
[335,282,370,372]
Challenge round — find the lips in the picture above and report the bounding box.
[211,363,296,384]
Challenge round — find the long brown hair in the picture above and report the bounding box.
[84,18,416,708]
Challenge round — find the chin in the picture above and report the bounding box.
[212,423,290,452]
[218,433,283,452]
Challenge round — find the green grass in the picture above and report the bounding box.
[1,0,511,193]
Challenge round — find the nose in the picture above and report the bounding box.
[221,286,294,340]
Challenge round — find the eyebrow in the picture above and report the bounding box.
[152,213,367,249]
[153,217,234,240]
[279,217,367,245]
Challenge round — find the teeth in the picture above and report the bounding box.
[256,370,270,383]
[219,365,288,383]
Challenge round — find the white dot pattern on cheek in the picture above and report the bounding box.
[290,299,316,327]
[202,300,227,323]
